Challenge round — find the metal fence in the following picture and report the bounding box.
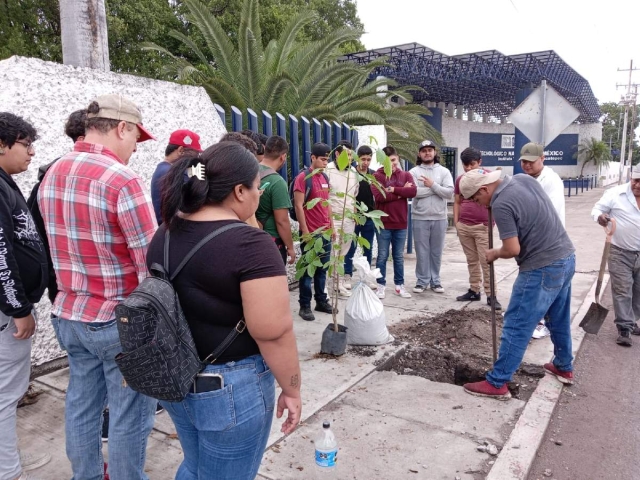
[214,104,358,184]
[563,175,596,197]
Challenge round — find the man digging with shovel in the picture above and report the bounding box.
[459,169,576,400]
[590,168,640,346]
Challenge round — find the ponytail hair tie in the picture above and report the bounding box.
[187,162,206,181]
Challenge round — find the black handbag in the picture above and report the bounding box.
[114,223,247,402]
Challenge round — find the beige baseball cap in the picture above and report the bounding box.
[459,168,502,199]
[632,167,640,179]
[519,142,544,162]
[87,94,155,142]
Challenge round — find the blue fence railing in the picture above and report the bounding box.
[563,175,597,197]
[215,104,358,185]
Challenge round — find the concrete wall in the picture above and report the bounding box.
[0,56,227,368]
[441,117,604,179]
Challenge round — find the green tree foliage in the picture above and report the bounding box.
[0,0,363,79]
[574,137,612,177]
[144,0,441,161]
[600,101,640,165]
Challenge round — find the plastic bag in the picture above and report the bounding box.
[344,256,394,345]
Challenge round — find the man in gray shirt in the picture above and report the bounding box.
[459,170,576,400]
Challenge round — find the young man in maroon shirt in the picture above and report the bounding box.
[372,146,417,299]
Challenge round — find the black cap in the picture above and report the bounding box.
[418,140,437,151]
[312,142,331,157]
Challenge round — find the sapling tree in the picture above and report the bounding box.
[295,145,391,332]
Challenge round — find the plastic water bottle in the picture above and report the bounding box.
[315,420,338,476]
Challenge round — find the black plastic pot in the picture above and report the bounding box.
[320,323,348,356]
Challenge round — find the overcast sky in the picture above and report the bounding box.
[358,0,637,106]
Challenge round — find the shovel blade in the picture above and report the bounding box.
[579,303,609,335]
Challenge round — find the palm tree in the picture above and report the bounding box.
[574,138,612,177]
[142,0,441,161]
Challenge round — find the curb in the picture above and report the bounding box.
[486,274,609,480]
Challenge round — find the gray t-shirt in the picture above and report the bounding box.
[491,175,574,271]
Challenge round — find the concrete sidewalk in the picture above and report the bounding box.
[18,188,607,479]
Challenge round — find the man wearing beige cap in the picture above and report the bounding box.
[591,168,640,346]
[519,142,566,339]
[459,169,575,400]
[39,94,158,478]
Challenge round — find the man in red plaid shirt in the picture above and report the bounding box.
[39,94,158,480]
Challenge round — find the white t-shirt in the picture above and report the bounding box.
[536,166,565,226]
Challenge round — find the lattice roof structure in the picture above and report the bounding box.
[341,43,601,123]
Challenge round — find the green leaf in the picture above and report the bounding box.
[305,250,315,262]
[314,237,324,253]
[376,149,392,178]
[305,197,323,210]
[364,210,389,219]
[308,264,317,277]
[337,149,350,171]
[337,263,345,276]
[312,258,324,267]
[357,237,371,249]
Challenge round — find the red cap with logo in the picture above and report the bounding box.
[168,130,202,152]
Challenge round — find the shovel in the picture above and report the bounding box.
[579,218,616,334]
[487,208,498,363]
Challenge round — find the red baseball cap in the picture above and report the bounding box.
[168,129,202,152]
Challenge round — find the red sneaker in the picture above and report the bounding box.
[543,363,574,385]
[463,380,511,401]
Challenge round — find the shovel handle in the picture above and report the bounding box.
[604,217,616,239]
[595,218,616,301]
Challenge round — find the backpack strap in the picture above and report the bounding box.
[202,318,247,364]
[259,167,278,180]
[165,223,247,282]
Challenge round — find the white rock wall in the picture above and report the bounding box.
[0,56,227,367]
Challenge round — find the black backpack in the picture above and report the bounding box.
[114,223,247,402]
[288,168,330,221]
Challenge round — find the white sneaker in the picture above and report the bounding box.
[376,286,386,299]
[413,285,426,293]
[343,274,352,290]
[20,451,51,472]
[532,321,550,339]
[395,285,412,298]
[337,284,352,298]
[430,284,445,294]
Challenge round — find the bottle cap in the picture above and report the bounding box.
[323,421,330,429]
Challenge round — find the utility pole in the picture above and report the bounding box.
[626,85,638,182]
[616,60,639,184]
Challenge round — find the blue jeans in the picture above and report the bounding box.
[376,228,407,286]
[486,254,576,388]
[51,316,156,480]
[160,355,275,480]
[299,235,330,307]
[344,218,376,276]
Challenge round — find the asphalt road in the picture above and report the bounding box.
[528,286,640,480]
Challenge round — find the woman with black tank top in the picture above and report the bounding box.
[147,141,302,479]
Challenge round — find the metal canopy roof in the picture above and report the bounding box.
[341,43,601,123]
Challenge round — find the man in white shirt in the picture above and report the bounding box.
[520,142,567,339]
[591,169,640,346]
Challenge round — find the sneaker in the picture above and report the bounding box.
[532,321,550,339]
[343,274,352,290]
[298,307,315,321]
[486,296,502,311]
[101,409,109,442]
[543,363,574,385]
[632,323,640,336]
[412,285,426,293]
[456,289,481,301]
[20,451,51,472]
[156,403,164,415]
[430,284,445,294]
[376,286,386,299]
[315,301,336,314]
[616,331,632,347]
[463,380,511,401]
[337,284,352,298]
[395,285,411,298]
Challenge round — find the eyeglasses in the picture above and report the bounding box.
[15,140,35,151]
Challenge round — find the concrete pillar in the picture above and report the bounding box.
[438,102,446,111]
[468,109,475,121]
[482,114,490,123]
[59,0,110,71]
[501,116,508,124]
[456,106,464,120]
[448,104,455,118]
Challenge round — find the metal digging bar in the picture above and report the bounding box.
[487,207,498,363]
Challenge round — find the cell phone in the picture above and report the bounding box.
[193,373,224,393]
